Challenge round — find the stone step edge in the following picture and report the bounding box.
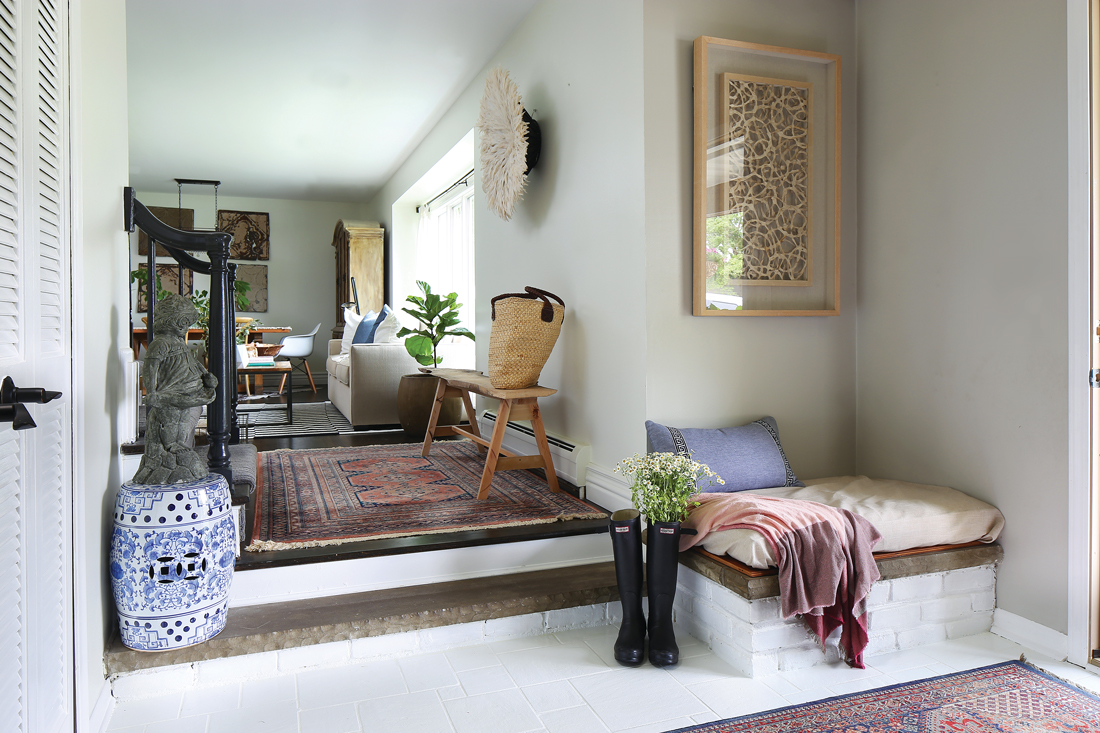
[110,601,628,701]
[106,560,619,678]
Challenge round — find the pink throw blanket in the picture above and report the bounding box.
[681,493,882,668]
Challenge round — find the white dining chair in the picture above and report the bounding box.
[277,323,321,394]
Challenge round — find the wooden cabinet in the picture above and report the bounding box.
[332,220,385,339]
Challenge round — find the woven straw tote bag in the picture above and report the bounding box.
[487,286,565,389]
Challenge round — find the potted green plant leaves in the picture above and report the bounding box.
[395,281,474,437]
[396,280,474,367]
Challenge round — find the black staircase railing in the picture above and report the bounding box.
[124,187,237,486]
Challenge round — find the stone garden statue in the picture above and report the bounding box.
[133,293,218,484]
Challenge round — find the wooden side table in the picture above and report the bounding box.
[236,360,294,424]
[420,368,562,500]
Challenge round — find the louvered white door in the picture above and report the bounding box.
[0,1,73,732]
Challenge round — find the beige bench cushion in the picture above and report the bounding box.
[326,353,351,386]
[698,475,1006,569]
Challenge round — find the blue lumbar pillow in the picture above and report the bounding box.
[644,416,803,492]
[350,309,377,345]
[364,304,391,343]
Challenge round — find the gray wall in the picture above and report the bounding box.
[642,0,860,481]
[855,0,1070,632]
[366,0,649,469]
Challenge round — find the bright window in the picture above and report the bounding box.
[415,176,475,366]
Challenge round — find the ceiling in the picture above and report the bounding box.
[125,0,537,203]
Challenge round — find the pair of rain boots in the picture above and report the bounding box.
[609,508,682,668]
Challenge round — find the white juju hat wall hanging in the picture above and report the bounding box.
[477,67,542,221]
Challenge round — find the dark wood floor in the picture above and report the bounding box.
[235,383,609,572]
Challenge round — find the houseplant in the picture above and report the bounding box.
[614,452,723,667]
[396,280,474,367]
[129,268,171,310]
[187,281,253,337]
[184,283,257,366]
[395,281,474,437]
[130,268,253,342]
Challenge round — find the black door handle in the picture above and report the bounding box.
[0,376,63,430]
[1,376,62,405]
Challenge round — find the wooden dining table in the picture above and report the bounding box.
[130,326,292,360]
[131,326,292,393]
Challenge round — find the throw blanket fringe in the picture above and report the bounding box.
[681,493,882,668]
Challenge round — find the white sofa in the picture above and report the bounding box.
[326,339,421,428]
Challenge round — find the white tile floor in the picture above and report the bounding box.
[106,628,1100,733]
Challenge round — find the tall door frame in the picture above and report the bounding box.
[1077,0,1097,669]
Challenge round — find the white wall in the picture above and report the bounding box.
[133,192,370,375]
[75,0,130,718]
[642,0,859,480]
[856,0,1070,632]
[366,0,649,470]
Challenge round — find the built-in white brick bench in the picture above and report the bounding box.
[674,543,1002,677]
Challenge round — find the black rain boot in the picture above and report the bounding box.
[610,509,645,666]
[646,520,682,667]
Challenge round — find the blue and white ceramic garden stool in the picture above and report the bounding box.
[110,473,237,651]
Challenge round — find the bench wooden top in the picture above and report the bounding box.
[419,368,556,400]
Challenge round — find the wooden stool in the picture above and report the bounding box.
[420,368,562,500]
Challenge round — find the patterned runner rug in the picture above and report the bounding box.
[248,441,607,551]
[671,661,1100,732]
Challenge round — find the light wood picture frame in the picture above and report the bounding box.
[694,37,841,316]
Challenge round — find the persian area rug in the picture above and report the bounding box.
[671,661,1100,733]
[247,441,607,551]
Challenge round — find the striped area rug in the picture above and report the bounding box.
[239,401,353,438]
[671,661,1100,732]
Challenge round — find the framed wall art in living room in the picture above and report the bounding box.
[217,209,270,260]
[693,36,840,316]
[135,263,192,313]
[234,264,268,312]
[138,205,194,256]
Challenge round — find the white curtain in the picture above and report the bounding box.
[415,182,475,367]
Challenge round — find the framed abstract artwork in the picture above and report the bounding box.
[135,263,192,313]
[138,206,194,256]
[217,209,270,260]
[234,264,268,312]
[694,37,841,316]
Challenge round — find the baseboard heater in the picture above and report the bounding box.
[478,410,591,491]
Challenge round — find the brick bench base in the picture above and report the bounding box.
[673,544,1002,677]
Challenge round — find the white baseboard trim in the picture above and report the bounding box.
[585,463,631,512]
[230,534,611,607]
[477,411,591,487]
[991,608,1069,661]
[88,679,114,733]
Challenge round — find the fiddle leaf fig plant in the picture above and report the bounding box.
[397,280,474,367]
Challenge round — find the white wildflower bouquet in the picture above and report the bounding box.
[614,452,724,523]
